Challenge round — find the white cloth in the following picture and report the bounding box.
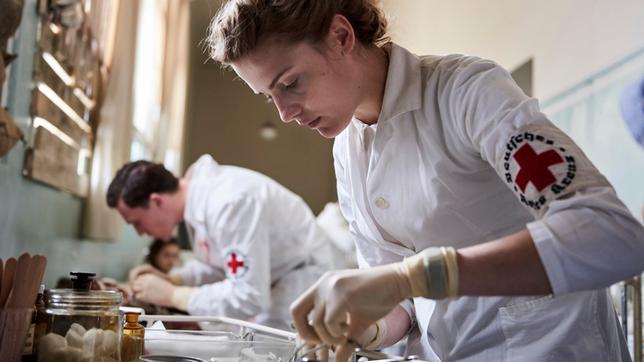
[177,155,333,329]
[334,43,644,361]
[316,202,357,269]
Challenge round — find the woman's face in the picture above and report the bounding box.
[156,243,180,273]
[231,35,363,138]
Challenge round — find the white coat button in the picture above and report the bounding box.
[374,197,389,209]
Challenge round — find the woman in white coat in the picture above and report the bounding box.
[107,155,333,330]
[206,0,644,361]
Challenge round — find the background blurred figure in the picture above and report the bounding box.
[620,76,644,220]
[107,155,334,330]
[620,76,644,149]
[145,238,182,274]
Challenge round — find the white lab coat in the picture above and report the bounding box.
[176,155,333,329]
[334,44,644,361]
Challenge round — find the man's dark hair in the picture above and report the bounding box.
[106,160,179,208]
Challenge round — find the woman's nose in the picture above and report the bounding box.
[274,96,301,123]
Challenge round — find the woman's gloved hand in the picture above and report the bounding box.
[290,264,410,347]
[334,319,387,362]
[295,334,329,362]
[290,247,457,350]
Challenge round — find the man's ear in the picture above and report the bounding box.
[327,14,356,56]
[149,193,163,208]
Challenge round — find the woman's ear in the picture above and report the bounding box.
[327,14,356,56]
[149,193,163,208]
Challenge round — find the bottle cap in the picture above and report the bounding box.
[125,311,141,323]
[70,272,96,291]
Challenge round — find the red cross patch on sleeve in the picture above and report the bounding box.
[502,131,577,211]
[224,249,249,279]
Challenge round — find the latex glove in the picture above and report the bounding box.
[290,265,410,347]
[290,247,457,348]
[132,274,175,306]
[97,278,133,304]
[295,334,329,362]
[335,319,387,362]
[129,264,173,283]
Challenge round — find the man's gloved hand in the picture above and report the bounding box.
[290,247,457,351]
[132,274,193,310]
[132,274,175,306]
[129,264,173,283]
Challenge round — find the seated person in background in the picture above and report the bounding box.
[127,238,189,316]
[106,154,334,330]
[145,238,182,274]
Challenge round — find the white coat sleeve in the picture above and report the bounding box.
[175,259,225,287]
[184,197,271,318]
[442,56,644,295]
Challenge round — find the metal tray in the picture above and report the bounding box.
[139,315,417,362]
[140,315,296,361]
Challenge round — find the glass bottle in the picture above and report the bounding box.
[121,312,145,362]
[35,272,122,361]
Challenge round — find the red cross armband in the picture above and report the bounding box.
[497,124,610,216]
[224,249,249,279]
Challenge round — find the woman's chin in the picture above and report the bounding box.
[316,123,347,138]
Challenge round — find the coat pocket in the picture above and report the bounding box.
[498,292,607,362]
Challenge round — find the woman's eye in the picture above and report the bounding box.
[285,78,298,89]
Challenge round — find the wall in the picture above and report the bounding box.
[0,0,149,288]
[184,0,337,214]
[381,0,644,100]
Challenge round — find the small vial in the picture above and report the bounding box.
[121,312,145,362]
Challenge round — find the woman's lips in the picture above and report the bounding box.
[305,117,321,129]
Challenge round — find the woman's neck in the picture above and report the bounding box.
[353,45,390,125]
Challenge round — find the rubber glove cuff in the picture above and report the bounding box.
[171,286,194,312]
[357,319,388,350]
[399,247,459,299]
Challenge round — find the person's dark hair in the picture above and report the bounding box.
[106,160,179,208]
[145,238,180,271]
[207,0,389,64]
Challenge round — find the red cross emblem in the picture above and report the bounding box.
[513,144,564,193]
[226,251,246,276]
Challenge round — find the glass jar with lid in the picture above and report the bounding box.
[35,272,123,362]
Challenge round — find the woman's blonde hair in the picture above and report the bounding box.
[207,0,389,64]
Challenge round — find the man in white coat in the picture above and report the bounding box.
[107,154,333,329]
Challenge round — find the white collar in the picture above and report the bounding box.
[378,43,423,123]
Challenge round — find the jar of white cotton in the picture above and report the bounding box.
[34,272,122,362]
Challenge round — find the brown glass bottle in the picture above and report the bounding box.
[121,312,145,362]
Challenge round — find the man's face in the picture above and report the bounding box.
[116,197,176,240]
